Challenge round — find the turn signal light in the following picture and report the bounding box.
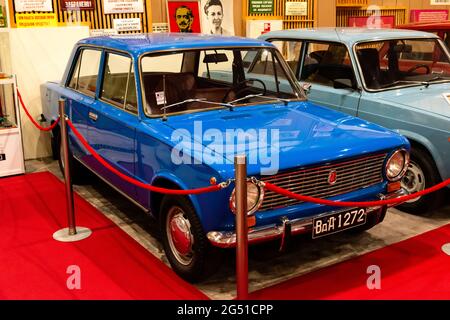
[388,181,401,193]
[247,215,256,228]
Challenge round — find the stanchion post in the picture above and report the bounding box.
[235,154,248,300]
[59,98,76,236]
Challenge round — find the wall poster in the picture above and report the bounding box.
[167,0,202,33]
[200,0,234,35]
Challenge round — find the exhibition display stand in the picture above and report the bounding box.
[0,74,25,177]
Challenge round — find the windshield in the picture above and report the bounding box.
[140,47,303,116]
[355,38,450,90]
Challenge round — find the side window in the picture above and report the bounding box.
[101,52,137,114]
[68,49,101,95]
[270,40,302,77]
[246,49,295,94]
[301,42,355,87]
[248,49,288,80]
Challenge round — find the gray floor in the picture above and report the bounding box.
[26,158,450,300]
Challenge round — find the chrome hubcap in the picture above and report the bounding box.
[401,160,425,203]
[166,207,194,265]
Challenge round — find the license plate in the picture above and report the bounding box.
[312,208,366,239]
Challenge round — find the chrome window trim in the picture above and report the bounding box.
[64,44,142,118]
[99,50,139,117]
[137,45,305,119]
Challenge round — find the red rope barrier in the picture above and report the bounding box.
[264,178,450,207]
[17,90,59,132]
[66,119,223,195]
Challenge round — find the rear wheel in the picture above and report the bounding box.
[160,195,223,282]
[57,133,87,185]
[397,147,444,214]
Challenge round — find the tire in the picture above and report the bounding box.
[160,195,223,282]
[397,147,444,214]
[57,133,87,185]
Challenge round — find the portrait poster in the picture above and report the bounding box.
[200,0,234,36]
[167,0,202,33]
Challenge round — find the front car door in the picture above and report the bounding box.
[298,41,361,116]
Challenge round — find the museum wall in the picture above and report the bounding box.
[9,26,89,159]
[2,0,450,159]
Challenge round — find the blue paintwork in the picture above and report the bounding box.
[260,28,450,184]
[45,34,409,234]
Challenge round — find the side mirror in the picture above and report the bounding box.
[301,82,312,94]
[333,78,354,90]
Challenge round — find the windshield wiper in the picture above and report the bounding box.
[161,98,233,120]
[228,94,292,106]
[421,76,450,87]
[380,80,429,89]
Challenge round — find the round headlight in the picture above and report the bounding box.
[385,149,409,181]
[230,181,264,216]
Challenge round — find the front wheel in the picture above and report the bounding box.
[160,195,223,282]
[397,147,444,214]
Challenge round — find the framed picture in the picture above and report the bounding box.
[348,15,395,28]
[167,0,202,33]
[200,0,234,36]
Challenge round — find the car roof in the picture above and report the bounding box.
[78,33,274,56]
[259,27,439,45]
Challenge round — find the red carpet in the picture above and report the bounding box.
[249,223,450,300]
[0,172,208,300]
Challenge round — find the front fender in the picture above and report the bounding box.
[396,129,447,180]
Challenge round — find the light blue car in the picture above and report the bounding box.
[259,28,449,214]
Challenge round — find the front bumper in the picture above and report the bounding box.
[207,188,408,248]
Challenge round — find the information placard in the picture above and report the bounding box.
[248,0,274,14]
[113,18,141,31]
[103,0,143,14]
[285,1,308,16]
[16,13,58,27]
[60,0,95,11]
[14,0,53,12]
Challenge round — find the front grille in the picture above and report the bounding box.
[260,153,386,211]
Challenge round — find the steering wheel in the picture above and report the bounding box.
[406,64,430,75]
[222,78,267,103]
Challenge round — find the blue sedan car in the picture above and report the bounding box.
[259,28,449,214]
[43,34,409,281]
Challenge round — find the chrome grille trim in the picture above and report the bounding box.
[260,153,386,211]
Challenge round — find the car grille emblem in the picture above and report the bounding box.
[328,170,337,185]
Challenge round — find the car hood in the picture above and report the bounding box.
[377,83,450,118]
[161,101,409,177]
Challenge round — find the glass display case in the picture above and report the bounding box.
[0,74,25,177]
[0,75,16,128]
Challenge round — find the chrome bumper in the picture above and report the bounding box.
[207,188,408,248]
[379,188,409,207]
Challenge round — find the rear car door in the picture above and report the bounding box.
[65,48,102,160]
[87,50,139,200]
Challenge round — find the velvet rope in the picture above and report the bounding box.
[264,178,450,207]
[66,119,223,195]
[17,90,60,132]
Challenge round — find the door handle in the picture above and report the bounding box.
[88,112,98,121]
